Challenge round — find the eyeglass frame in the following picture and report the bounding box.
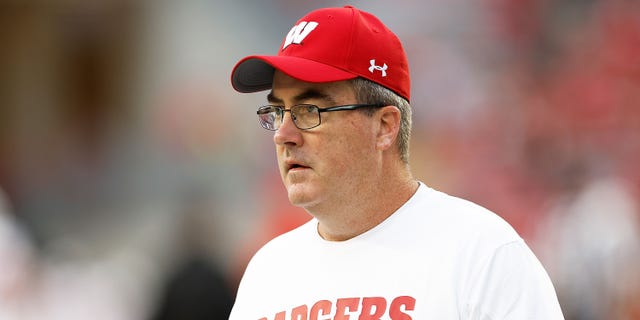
[256,103,384,131]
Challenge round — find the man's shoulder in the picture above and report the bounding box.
[406,184,522,246]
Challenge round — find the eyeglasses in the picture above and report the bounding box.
[257,103,382,131]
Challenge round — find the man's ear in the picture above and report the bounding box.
[376,105,401,151]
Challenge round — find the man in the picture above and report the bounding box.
[229,5,564,319]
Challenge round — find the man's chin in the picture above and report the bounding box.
[285,183,319,208]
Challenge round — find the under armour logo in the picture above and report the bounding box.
[369,59,388,77]
[282,21,319,50]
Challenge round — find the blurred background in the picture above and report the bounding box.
[0,0,639,319]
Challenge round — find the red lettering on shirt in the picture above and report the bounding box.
[334,297,361,320]
[359,296,387,320]
[389,296,416,320]
[258,295,415,320]
[291,304,308,320]
[309,300,332,320]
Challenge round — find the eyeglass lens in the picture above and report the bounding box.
[258,105,321,131]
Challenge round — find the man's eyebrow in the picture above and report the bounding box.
[293,89,336,105]
[267,92,282,104]
[266,88,337,106]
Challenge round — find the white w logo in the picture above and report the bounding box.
[282,21,319,50]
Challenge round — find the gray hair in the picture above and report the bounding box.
[349,78,412,164]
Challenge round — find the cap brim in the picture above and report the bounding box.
[231,55,357,93]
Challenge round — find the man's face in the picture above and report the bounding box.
[269,71,379,213]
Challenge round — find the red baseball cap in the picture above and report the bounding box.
[230,5,411,102]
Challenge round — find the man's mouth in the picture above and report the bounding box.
[289,164,309,171]
[286,160,310,172]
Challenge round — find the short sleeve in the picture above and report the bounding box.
[463,240,565,320]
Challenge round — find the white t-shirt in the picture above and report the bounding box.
[230,183,564,319]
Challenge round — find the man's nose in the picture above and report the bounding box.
[274,111,303,146]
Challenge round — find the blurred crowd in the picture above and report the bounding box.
[0,0,639,319]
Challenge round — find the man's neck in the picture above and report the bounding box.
[313,170,418,241]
